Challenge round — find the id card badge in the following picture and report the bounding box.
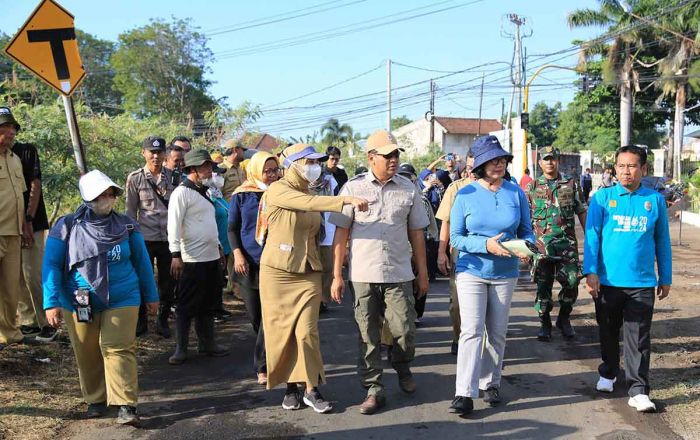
[73,289,93,323]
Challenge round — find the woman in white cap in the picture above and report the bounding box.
[259,143,367,414]
[42,170,159,426]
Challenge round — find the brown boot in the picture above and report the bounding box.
[359,395,385,415]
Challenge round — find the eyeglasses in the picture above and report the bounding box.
[487,158,507,166]
[263,167,280,175]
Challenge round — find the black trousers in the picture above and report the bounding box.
[595,285,655,397]
[235,264,266,374]
[177,259,222,320]
[139,241,175,321]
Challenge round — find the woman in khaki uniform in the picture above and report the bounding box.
[259,143,367,414]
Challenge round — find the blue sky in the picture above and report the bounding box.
[1,0,604,138]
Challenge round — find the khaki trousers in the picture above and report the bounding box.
[0,235,23,344]
[18,230,47,328]
[63,306,139,406]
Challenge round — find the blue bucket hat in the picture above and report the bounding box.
[471,135,513,171]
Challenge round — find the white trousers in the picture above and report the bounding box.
[454,272,517,398]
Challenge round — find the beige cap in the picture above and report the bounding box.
[366,130,404,155]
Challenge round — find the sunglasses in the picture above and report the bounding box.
[373,150,400,160]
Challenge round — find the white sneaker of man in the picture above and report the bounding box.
[628,394,656,413]
[596,376,616,393]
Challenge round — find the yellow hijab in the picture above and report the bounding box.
[233,151,279,194]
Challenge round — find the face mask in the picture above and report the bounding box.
[204,173,224,189]
[297,163,322,183]
[89,197,116,216]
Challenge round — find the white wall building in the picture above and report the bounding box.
[392,116,503,158]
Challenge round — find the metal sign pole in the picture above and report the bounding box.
[62,94,87,175]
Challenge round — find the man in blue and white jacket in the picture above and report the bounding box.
[583,145,672,413]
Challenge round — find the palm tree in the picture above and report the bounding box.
[321,118,354,146]
[568,0,646,146]
[651,0,700,179]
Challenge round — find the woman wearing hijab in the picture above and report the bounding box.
[228,151,280,385]
[43,170,159,426]
[448,136,534,415]
[259,143,367,414]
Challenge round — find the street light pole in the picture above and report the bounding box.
[521,64,579,173]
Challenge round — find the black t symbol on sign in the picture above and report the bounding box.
[27,27,75,80]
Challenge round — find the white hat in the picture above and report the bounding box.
[78,170,123,202]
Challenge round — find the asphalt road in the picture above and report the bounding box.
[61,276,680,440]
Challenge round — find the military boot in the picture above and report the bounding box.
[168,315,190,365]
[537,313,552,342]
[556,310,576,339]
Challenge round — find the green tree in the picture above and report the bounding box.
[111,18,216,123]
[75,30,122,116]
[568,0,650,146]
[391,115,412,130]
[528,101,562,148]
[320,118,353,146]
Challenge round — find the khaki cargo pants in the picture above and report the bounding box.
[350,281,416,398]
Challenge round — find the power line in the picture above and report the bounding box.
[214,0,485,59]
[205,0,369,36]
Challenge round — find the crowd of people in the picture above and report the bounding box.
[0,105,672,425]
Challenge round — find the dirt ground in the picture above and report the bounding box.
[1,221,699,440]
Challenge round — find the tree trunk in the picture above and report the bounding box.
[620,56,633,147]
[673,81,686,181]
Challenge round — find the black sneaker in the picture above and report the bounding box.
[20,325,41,336]
[213,313,228,323]
[86,402,107,418]
[282,390,302,410]
[303,388,333,414]
[449,396,473,414]
[483,387,501,406]
[35,326,58,343]
[450,341,458,355]
[116,405,139,426]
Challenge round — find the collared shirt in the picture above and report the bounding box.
[0,148,27,236]
[526,173,586,246]
[221,160,246,201]
[125,166,174,242]
[329,171,430,283]
[583,183,672,288]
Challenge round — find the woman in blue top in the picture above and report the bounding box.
[206,171,233,322]
[228,151,280,385]
[448,136,535,415]
[43,170,159,426]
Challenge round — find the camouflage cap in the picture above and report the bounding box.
[538,145,560,160]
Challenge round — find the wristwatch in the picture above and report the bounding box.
[25,214,34,223]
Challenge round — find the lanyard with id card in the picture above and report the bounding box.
[73,289,93,323]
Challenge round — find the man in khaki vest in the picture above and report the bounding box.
[0,107,28,348]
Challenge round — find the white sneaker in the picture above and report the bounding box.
[628,394,656,413]
[596,376,616,393]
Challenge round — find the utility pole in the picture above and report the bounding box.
[387,58,392,131]
[477,73,485,136]
[429,79,436,144]
[501,13,531,153]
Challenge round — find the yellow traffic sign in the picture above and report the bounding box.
[3,0,85,96]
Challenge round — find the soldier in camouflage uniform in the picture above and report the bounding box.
[526,146,587,341]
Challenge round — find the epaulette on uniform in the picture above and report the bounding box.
[347,173,367,182]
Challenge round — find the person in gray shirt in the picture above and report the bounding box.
[329,129,429,415]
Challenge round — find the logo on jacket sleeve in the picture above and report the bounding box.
[644,201,652,211]
[609,200,617,208]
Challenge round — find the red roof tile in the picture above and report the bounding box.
[433,117,503,135]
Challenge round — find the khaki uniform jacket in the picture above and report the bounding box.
[220,160,246,202]
[260,173,344,274]
[125,166,175,242]
[0,149,26,236]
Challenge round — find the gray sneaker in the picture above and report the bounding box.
[483,387,501,406]
[303,389,333,414]
[116,405,139,426]
[282,390,302,410]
